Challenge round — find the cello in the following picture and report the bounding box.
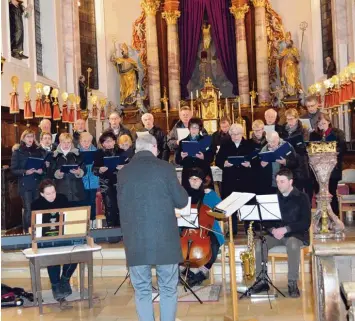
[180,202,215,268]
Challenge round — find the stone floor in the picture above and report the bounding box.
[1,273,315,321]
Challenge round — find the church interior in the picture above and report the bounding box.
[1,0,355,320]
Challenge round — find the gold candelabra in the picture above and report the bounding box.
[161,87,169,132]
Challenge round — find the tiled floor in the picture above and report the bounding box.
[1,273,315,321]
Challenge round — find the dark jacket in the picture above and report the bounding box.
[72,130,97,148]
[301,110,321,131]
[175,134,214,188]
[31,193,69,211]
[103,125,134,141]
[92,146,122,189]
[49,147,86,202]
[280,121,310,181]
[138,126,170,161]
[259,140,299,194]
[117,151,189,266]
[309,127,347,180]
[215,137,252,198]
[264,188,311,244]
[211,130,230,156]
[248,134,267,194]
[11,143,46,194]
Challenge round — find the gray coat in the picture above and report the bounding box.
[117,150,189,266]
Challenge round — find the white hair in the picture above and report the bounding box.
[141,113,154,121]
[39,119,51,128]
[135,134,157,153]
[266,130,280,142]
[229,123,244,135]
[265,108,277,117]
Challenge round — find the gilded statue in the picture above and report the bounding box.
[112,43,139,106]
[202,22,212,50]
[277,32,302,97]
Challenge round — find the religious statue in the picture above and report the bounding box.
[270,85,284,108]
[199,78,219,134]
[112,43,139,106]
[78,75,88,110]
[9,0,28,59]
[277,32,302,97]
[202,22,212,50]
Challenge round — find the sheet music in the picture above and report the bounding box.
[52,134,57,144]
[215,192,255,217]
[35,214,43,238]
[300,118,312,130]
[177,211,199,228]
[259,203,281,220]
[239,205,259,220]
[136,131,150,138]
[264,125,275,134]
[177,128,189,141]
[256,194,278,203]
[175,197,191,217]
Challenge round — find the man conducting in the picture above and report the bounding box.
[252,168,311,298]
[117,134,189,321]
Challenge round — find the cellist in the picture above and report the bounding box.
[180,168,224,287]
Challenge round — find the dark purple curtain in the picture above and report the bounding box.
[179,0,205,98]
[206,0,238,95]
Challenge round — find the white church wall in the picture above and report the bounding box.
[270,0,319,89]
[1,0,66,108]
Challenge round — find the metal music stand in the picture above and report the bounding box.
[238,195,286,300]
[114,270,158,296]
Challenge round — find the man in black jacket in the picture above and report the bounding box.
[73,119,97,148]
[252,168,311,298]
[139,113,170,161]
[103,111,134,141]
[211,116,231,156]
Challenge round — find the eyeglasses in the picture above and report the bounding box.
[190,125,200,130]
[286,117,296,121]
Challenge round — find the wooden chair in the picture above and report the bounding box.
[268,228,313,291]
[338,169,355,221]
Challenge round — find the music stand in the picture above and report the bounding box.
[238,195,286,300]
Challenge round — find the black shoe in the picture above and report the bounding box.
[248,279,270,294]
[187,271,207,287]
[51,283,65,301]
[19,53,28,59]
[60,276,72,298]
[288,280,300,298]
[11,51,22,60]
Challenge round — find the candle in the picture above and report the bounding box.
[225,97,228,108]
[191,91,193,101]
[178,101,181,113]
[196,90,199,99]
[218,91,221,99]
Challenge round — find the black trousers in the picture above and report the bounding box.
[205,232,220,270]
[21,190,39,232]
[101,184,120,227]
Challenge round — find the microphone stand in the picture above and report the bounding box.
[239,201,285,300]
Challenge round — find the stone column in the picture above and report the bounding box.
[252,0,270,106]
[230,1,250,107]
[162,1,180,111]
[141,0,161,112]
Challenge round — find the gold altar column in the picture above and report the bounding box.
[252,0,270,106]
[142,0,162,112]
[230,1,250,107]
[162,1,181,111]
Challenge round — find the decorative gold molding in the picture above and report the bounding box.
[162,10,180,25]
[141,0,160,16]
[252,0,266,8]
[307,141,337,154]
[230,4,249,19]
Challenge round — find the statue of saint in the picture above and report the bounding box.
[202,23,211,50]
[277,32,302,97]
[78,75,88,110]
[112,43,139,106]
[9,0,28,59]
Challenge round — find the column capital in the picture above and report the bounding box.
[252,0,266,8]
[141,0,160,16]
[230,4,249,19]
[162,10,181,25]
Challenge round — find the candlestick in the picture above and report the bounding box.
[218,91,221,99]
[190,91,193,100]
[196,90,199,99]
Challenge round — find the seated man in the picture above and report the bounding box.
[252,168,311,298]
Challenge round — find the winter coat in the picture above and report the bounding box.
[138,126,170,161]
[49,146,86,202]
[211,130,230,156]
[309,127,347,180]
[11,143,46,194]
[78,145,99,190]
[215,137,252,198]
[117,150,188,266]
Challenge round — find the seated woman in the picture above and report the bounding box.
[93,131,121,227]
[50,133,86,207]
[181,168,224,287]
[31,179,77,301]
[175,117,214,189]
[309,112,347,215]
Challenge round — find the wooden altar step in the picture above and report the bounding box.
[1,243,312,281]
